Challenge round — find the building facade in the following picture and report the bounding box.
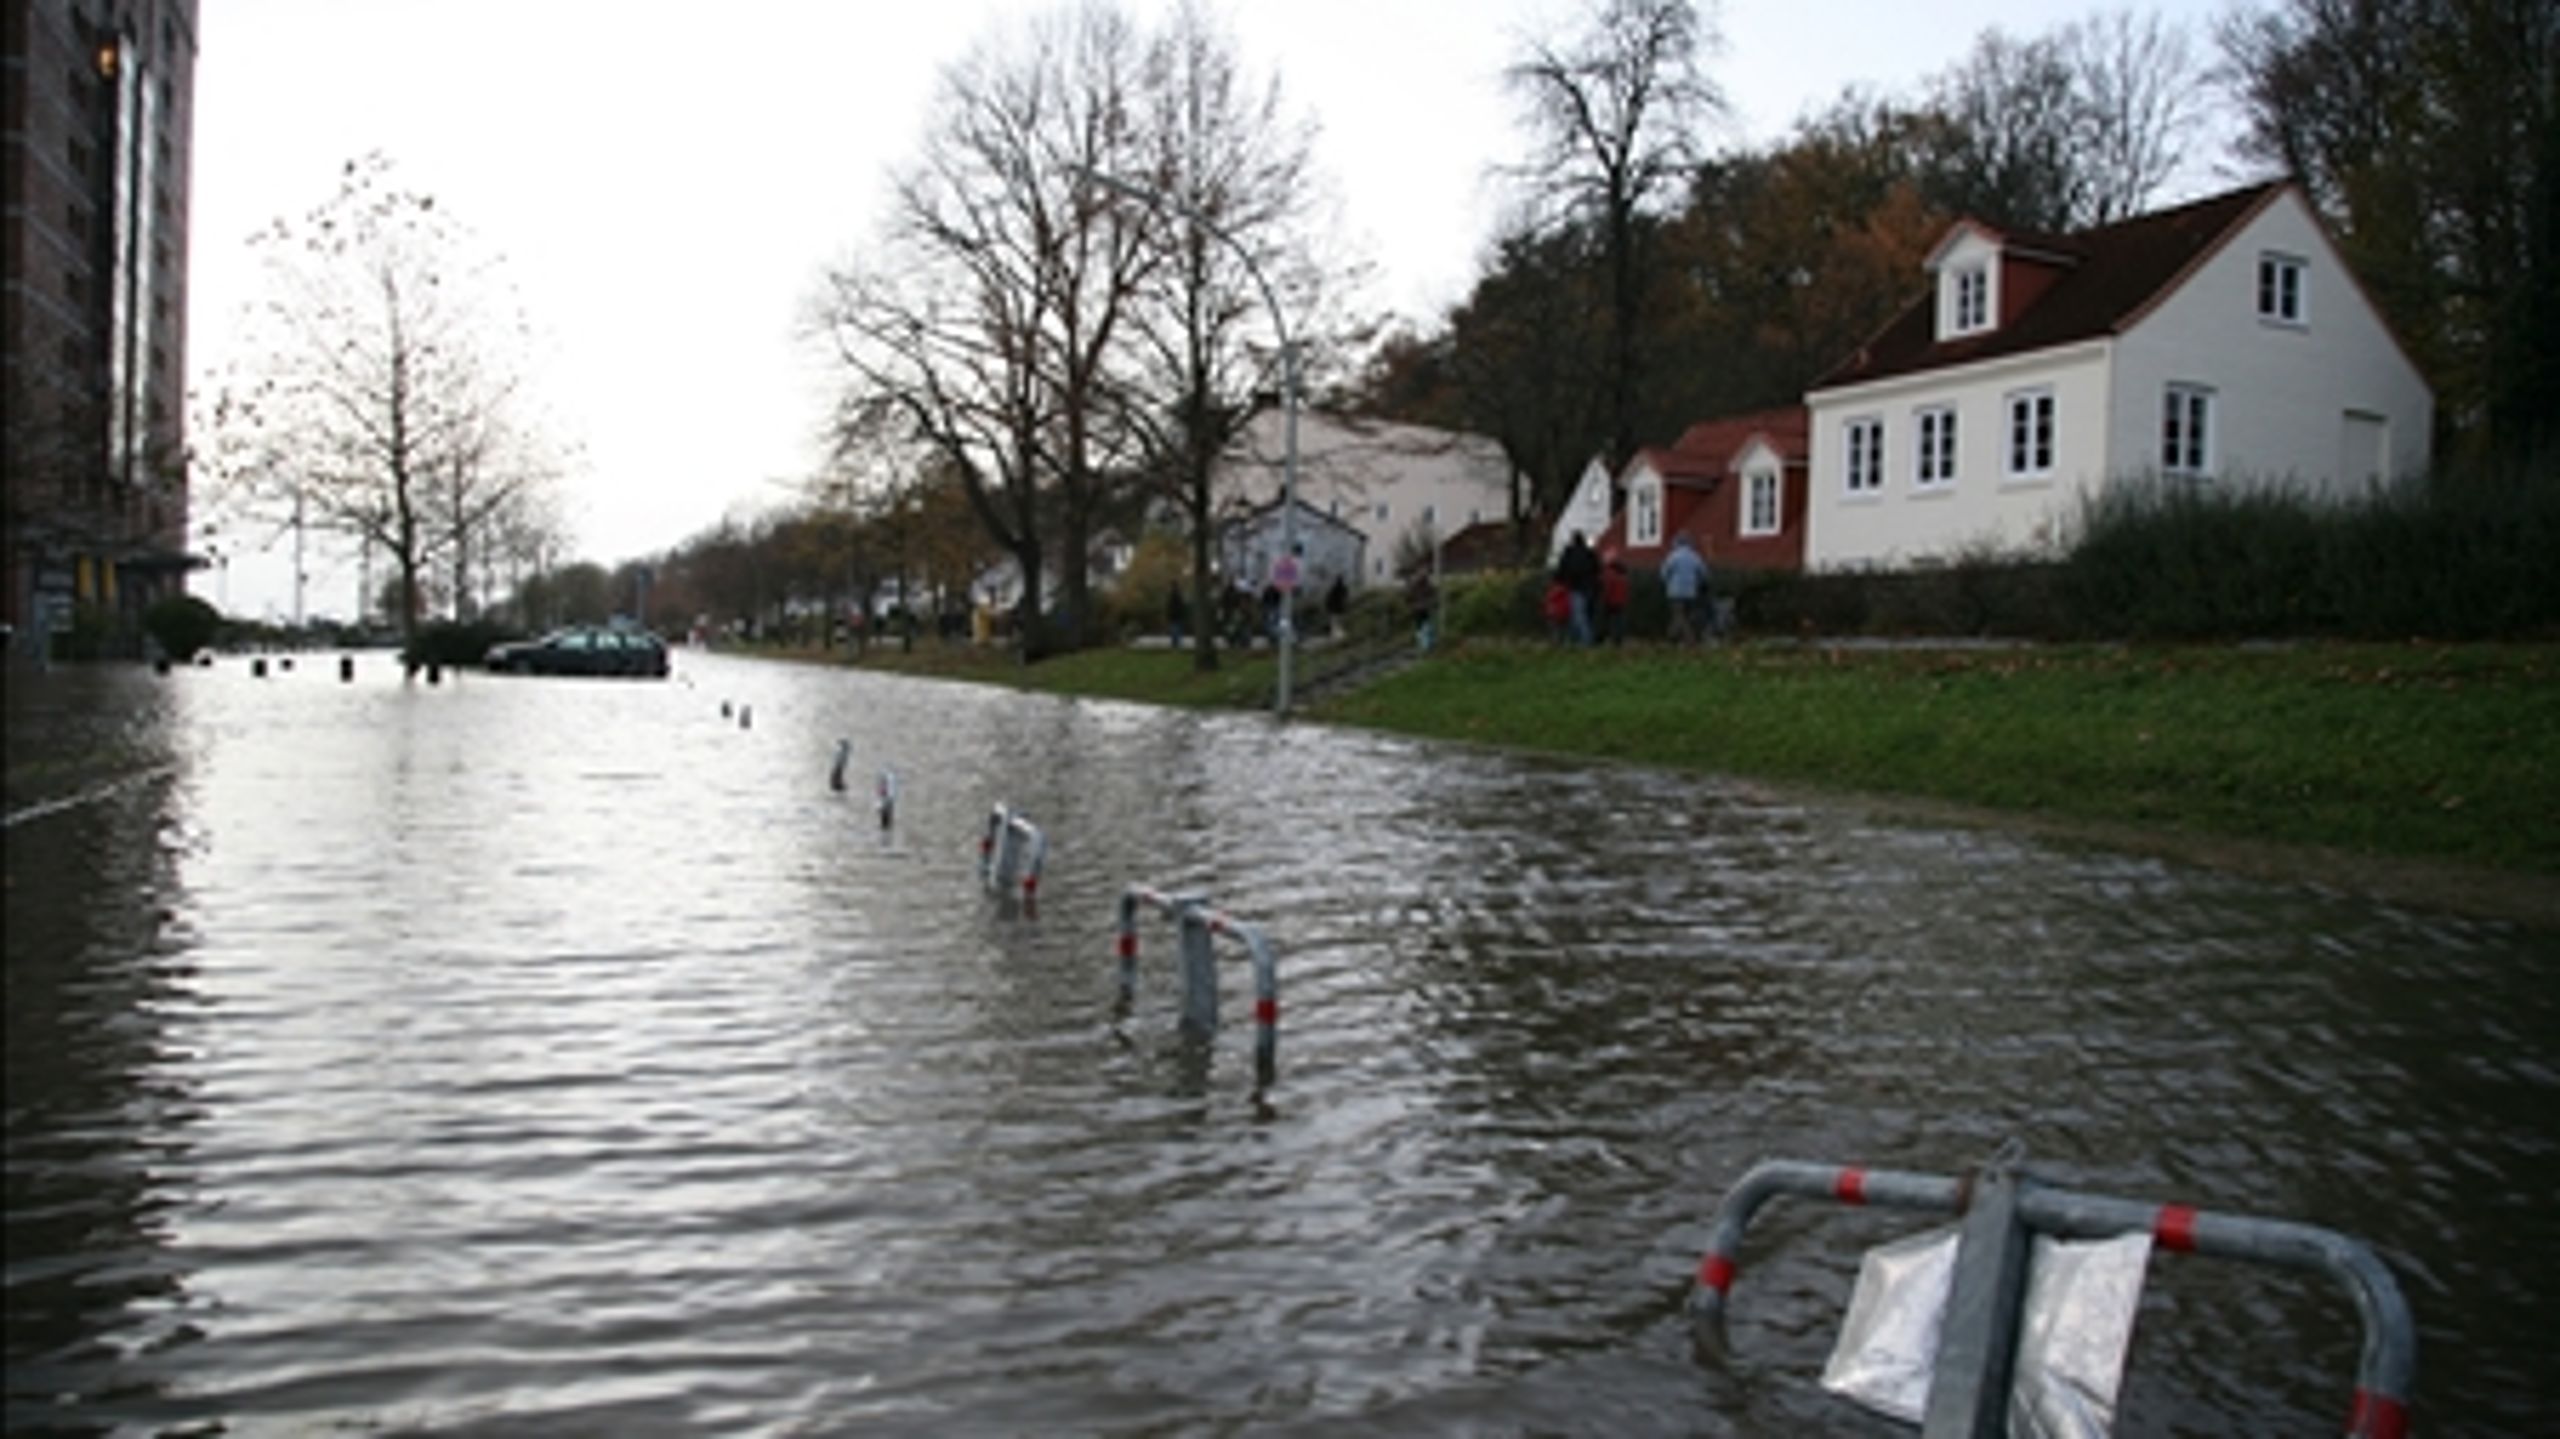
[1215,409,1513,588]
[1600,408,1811,574]
[1803,182,2432,571]
[3,0,199,653]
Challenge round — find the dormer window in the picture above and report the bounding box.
[1630,476,1662,546]
[1926,226,2007,341]
[1742,465,1781,536]
[2257,252,2305,325]
[1953,265,1990,333]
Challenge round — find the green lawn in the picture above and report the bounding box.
[827,637,2560,875]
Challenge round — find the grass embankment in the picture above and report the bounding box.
[817,639,1287,708]
[825,638,2560,881]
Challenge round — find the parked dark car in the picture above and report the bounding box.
[484,627,670,678]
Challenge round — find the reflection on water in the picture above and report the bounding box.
[6,652,2555,1435]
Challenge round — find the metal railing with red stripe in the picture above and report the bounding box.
[1114,884,1278,1091]
[978,803,1046,901]
[1689,1155,2416,1439]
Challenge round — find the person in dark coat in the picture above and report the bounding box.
[1555,530,1601,646]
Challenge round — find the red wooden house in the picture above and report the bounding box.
[1598,406,1811,574]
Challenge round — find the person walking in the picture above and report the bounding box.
[1542,575,1572,644]
[1661,532,1711,645]
[1405,567,1437,652]
[1166,583,1189,647]
[1324,573,1349,638]
[1555,530,1601,646]
[1599,555,1631,646]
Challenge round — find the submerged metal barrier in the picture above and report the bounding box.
[1688,1155,2417,1438]
[1115,884,1278,1090]
[978,804,1046,900]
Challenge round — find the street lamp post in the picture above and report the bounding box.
[1076,166,1299,717]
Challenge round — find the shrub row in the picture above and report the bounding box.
[1439,466,2560,643]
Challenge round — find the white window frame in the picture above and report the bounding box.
[1952,264,1990,334]
[2004,387,2055,479]
[2162,384,2214,476]
[1630,477,1662,547]
[2256,252,2306,326]
[1844,416,1884,496]
[1741,466,1781,537]
[1915,405,1957,489]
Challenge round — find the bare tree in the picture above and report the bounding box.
[1506,0,1724,467]
[428,405,562,621]
[820,4,1152,657]
[1109,1,1320,671]
[205,154,552,643]
[1917,11,2204,231]
[2062,9,2206,224]
[1919,28,2087,231]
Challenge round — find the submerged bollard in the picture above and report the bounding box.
[978,804,1046,901]
[340,655,355,682]
[721,699,732,718]
[1116,884,1281,1092]
[739,704,752,730]
[280,656,296,672]
[876,769,899,829]
[427,662,442,685]
[830,739,851,792]
[251,657,269,678]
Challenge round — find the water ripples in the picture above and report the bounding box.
[6,653,2555,1434]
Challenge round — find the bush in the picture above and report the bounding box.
[404,619,519,670]
[2061,466,2560,640]
[144,593,223,660]
[1442,569,1543,638]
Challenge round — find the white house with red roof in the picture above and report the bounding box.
[1803,181,2434,570]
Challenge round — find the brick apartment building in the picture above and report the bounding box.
[3,0,199,655]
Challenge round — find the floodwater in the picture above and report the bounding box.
[6,649,2554,1436]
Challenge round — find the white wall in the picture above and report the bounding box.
[1805,342,2112,568]
[1219,411,1511,585]
[2110,189,2433,495]
[1550,456,1613,565]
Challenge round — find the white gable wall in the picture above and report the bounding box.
[1549,456,1615,565]
[1805,341,2112,568]
[2109,189,2433,495]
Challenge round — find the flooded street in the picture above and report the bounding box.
[7,650,2556,1435]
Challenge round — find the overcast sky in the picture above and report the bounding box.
[185,0,2247,622]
